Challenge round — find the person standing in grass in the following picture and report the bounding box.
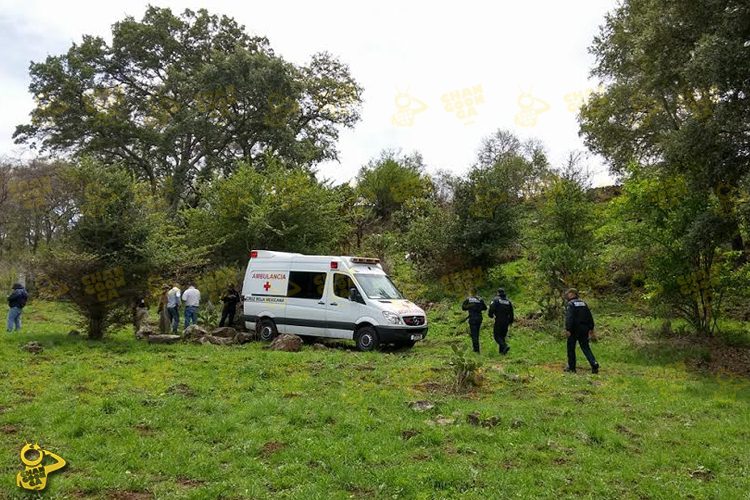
[157,285,171,335]
[182,283,200,329]
[6,283,29,333]
[488,287,514,355]
[564,288,599,374]
[167,284,181,334]
[219,285,241,327]
[132,296,149,334]
[462,289,487,354]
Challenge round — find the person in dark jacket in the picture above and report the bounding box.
[219,285,241,327]
[7,283,29,333]
[488,288,514,355]
[462,290,487,353]
[564,288,599,373]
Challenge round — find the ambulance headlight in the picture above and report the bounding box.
[382,311,402,325]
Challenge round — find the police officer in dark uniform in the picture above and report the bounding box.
[564,288,599,374]
[488,288,514,355]
[462,290,487,353]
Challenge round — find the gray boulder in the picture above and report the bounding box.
[210,327,237,338]
[269,334,303,352]
[147,334,182,344]
[183,325,209,340]
[234,331,254,344]
[202,335,235,346]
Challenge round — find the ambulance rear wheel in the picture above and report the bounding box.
[355,326,379,352]
[258,318,277,342]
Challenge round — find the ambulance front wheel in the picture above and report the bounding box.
[258,318,278,342]
[355,326,380,352]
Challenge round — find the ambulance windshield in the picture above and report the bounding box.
[355,274,403,300]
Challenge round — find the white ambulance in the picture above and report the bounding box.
[242,250,428,351]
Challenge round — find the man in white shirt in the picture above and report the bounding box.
[166,285,181,334]
[182,284,201,329]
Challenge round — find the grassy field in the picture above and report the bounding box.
[1,299,749,499]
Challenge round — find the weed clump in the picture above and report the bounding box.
[449,344,483,392]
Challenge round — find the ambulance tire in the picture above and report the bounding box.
[257,318,278,342]
[355,326,380,352]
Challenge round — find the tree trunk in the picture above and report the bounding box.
[88,311,106,340]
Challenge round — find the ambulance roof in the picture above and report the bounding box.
[249,250,383,271]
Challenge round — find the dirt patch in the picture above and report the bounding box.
[413,381,447,394]
[689,466,714,482]
[615,424,640,439]
[259,441,286,458]
[166,383,195,397]
[176,477,205,488]
[134,423,154,436]
[1,424,19,434]
[692,344,750,377]
[108,491,153,500]
[401,429,420,441]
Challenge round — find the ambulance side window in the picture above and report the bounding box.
[333,273,356,299]
[288,271,327,300]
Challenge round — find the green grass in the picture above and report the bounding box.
[1,300,749,499]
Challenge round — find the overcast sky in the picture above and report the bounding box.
[0,0,618,186]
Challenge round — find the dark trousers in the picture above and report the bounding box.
[469,320,482,353]
[493,322,509,354]
[567,333,598,370]
[219,305,235,327]
[167,307,180,333]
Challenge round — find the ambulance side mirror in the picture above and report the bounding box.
[349,288,364,304]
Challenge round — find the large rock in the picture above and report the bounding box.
[202,335,235,346]
[210,327,237,338]
[136,325,157,340]
[269,334,303,352]
[22,341,43,354]
[183,325,209,340]
[234,331,254,344]
[147,334,182,344]
[232,303,246,331]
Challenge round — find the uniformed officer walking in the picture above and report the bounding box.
[488,288,514,355]
[564,288,599,373]
[462,290,487,354]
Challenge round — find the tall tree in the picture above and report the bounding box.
[355,150,433,222]
[14,6,363,210]
[580,0,749,255]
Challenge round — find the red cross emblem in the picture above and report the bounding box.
[263,282,271,292]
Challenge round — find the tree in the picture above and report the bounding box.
[1,161,76,255]
[451,131,549,268]
[394,197,461,279]
[38,159,203,338]
[580,0,750,256]
[14,6,363,210]
[612,164,748,335]
[355,150,433,222]
[531,153,597,318]
[474,129,552,199]
[185,160,348,263]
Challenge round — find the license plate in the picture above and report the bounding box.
[410,334,423,341]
